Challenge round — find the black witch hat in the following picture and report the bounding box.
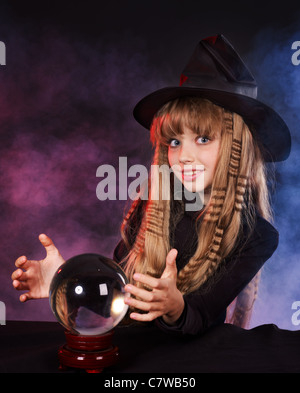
[133,35,291,162]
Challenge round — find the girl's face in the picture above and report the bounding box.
[168,126,220,199]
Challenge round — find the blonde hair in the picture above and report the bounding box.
[121,97,272,328]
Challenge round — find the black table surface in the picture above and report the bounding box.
[0,320,300,373]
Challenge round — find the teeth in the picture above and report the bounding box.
[183,170,202,175]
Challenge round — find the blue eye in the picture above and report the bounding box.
[169,139,180,147]
[197,136,210,144]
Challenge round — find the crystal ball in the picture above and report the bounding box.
[49,253,129,336]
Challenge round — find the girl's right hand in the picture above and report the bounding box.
[11,234,65,302]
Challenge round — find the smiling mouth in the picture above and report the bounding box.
[181,169,204,181]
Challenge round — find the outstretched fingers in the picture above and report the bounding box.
[14,255,30,269]
[39,233,59,257]
[12,256,30,287]
[19,292,33,303]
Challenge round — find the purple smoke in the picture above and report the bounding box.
[0,20,299,329]
[0,26,160,320]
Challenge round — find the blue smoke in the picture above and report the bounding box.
[0,18,300,329]
[245,27,300,329]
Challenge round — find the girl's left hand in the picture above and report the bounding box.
[124,248,185,325]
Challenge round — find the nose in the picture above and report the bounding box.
[178,145,195,164]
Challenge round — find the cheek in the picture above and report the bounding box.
[203,142,220,170]
[168,149,177,167]
[168,149,183,182]
[207,152,219,172]
[211,144,221,170]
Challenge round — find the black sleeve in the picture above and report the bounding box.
[155,215,279,335]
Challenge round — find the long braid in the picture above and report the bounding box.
[226,116,263,328]
[121,97,267,328]
[123,141,171,285]
[177,109,246,294]
[226,271,261,327]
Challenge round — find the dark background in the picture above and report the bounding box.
[1,0,300,329]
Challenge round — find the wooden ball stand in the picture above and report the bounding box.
[58,330,119,373]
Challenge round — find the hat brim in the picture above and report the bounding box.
[133,87,291,162]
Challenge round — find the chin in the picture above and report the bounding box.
[183,183,203,193]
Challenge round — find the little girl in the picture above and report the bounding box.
[11,35,291,335]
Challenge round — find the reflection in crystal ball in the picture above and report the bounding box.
[49,254,129,336]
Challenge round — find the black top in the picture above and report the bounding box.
[113,207,279,336]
